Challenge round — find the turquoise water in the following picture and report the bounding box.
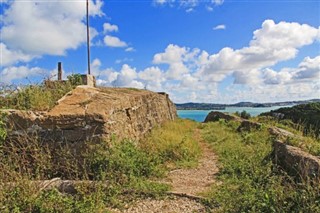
[177,106,293,122]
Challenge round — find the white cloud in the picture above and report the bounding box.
[180,0,199,8]
[112,64,144,88]
[103,23,119,33]
[125,47,136,52]
[4,16,318,103]
[198,20,320,84]
[0,0,103,65]
[115,58,133,64]
[153,44,190,79]
[294,56,320,79]
[212,0,224,6]
[104,35,128,47]
[213,24,226,30]
[153,0,223,12]
[0,66,44,83]
[206,6,213,11]
[0,43,33,66]
[262,56,320,85]
[186,8,194,13]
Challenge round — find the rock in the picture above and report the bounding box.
[2,109,45,130]
[268,127,295,138]
[203,111,240,123]
[237,120,262,132]
[273,140,320,180]
[3,86,177,143]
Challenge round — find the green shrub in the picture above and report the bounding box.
[240,110,251,119]
[67,74,83,86]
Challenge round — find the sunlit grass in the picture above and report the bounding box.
[201,121,320,212]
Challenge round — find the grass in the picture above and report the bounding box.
[0,118,201,212]
[0,81,74,111]
[255,116,320,156]
[200,120,320,212]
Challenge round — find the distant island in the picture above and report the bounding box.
[175,99,320,110]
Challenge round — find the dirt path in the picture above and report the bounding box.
[110,131,219,213]
[165,140,219,196]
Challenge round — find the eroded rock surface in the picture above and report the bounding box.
[273,140,320,180]
[4,86,177,142]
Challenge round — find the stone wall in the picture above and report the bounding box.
[4,86,177,143]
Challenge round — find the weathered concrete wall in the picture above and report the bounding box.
[4,86,177,142]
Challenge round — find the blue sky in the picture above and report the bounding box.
[1,0,319,103]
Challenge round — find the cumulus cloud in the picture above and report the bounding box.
[111,64,144,88]
[103,23,119,33]
[262,56,320,85]
[0,43,33,66]
[294,56,320,79]
[213,24,226,30]
[1,0,103,59]
[153,44,190,79]
[104,35,128,47]
[198,20,320,84]
[0,66,45,83]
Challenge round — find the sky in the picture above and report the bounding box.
[0,0,319,104]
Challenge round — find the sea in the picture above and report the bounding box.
[177,105,293,122]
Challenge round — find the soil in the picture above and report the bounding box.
[110,130,219,213]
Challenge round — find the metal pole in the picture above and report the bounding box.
[86,0,91,75]
[58,62,62,80]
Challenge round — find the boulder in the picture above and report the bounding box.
[204,111,240,123]
[3,86,177,143]
[273,140,320,180]
[268,127,295,138]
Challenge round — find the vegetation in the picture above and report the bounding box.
[201,120,320,212]
[1,84,319,212]
[0,74,83,111]
[0,117,200,212]
[261,102,320,138]
[235,110,251,119]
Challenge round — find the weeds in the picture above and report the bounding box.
[0,118,199,212]
[201,121,320,212]
[0,81,74,111]
[256,116,320,156]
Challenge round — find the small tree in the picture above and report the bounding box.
[240,110,251,119]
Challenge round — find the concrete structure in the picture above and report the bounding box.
[81,74,96,87]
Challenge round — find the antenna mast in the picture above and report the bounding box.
[86,0,91,75]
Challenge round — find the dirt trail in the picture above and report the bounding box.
[166,140,219,196]
[111,131,219,213]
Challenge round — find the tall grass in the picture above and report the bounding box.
[0,82,74,111]
[0,118,201,212]
[256,116,320,156]
[201,121,320,212]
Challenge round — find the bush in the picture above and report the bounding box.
[240,110,251,119]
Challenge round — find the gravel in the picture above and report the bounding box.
[109,196,207,213]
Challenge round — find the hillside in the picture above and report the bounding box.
[0,86,319,212]
[175,99,320,110]
[261,102,320,138]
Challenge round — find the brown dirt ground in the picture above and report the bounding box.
[110,129,219,213]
